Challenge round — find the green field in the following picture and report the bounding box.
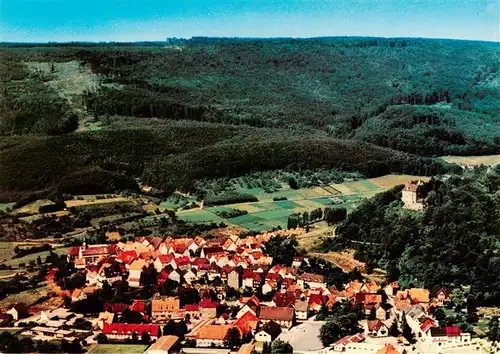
[187,180,385,231]
[0,203,15,212]
[177,209,224,223]
[87,344,148,354]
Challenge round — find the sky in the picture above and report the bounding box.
[1,0,499,42]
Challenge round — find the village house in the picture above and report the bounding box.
[154,254,174,273]
[366,320,389,337]
[259,306,295,328]
[69,243,114,264]
[227,268,241,289]
[294,300,309,320]
[103,323,160,340]
[169,269,182,283]
[431,287,449,307]
[199,299,218,319]
[234,310,259,336]
[7,303,29,321]
[402,180,425,211]
[97,311,114,330]
[195,325,236,348]
[151,296,181,322]
[128,259,146,287]
[255,320,282,343]
[429,326,471,345]
[242,270,262,289]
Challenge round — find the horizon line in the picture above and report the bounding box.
[1,35,499,45]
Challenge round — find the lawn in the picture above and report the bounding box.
[0,203,15,212]
[87,344,148,354]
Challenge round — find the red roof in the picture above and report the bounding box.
[103,323,160,337]
[367,320,385,331]
[273,291,297,307]
[157,254,174,264]
[235,310,259,335]
[192,257,209,266]
[420,318,437,332]
[266,272,281,281]
[298,273,325,283]
[103,303,128,314]
[175,256,191,266]
[308,294,327,306]
[184,304,200,311]
[199,299,218,309]
[83,246,110,256]
[445,326,461,337]
[117,250,137,264]
[130,300,146,313]
[174,244,187,254]
[242,271,262,280]
[259,307,294,322]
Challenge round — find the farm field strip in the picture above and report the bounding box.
[440,154,500,166]
[191,174,428,231]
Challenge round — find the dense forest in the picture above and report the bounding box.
[320,166,500,306]
[0,37,498,199]
[0,121,455,201]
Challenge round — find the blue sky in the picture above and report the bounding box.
[1,0,499,42]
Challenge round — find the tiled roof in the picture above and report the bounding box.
[408,288,430,303]
[445,326,461,337]
[147,335,179,352]
[242,270,262,280]
[298,273,325,283]
[308,294,327,306]
[196,325,233,340]
[184,304,199,311]
[103,303,128,314]
[259,306,294,321]
[294,301,309,312]
[376,343,401,354]
[130,300,146,313]
[234,310,259,335]
[116,250,137,264]
[174,256,191,266]
[367,320,385,331]
[420,317,437,332]
[157,254,174,263]
[199,299,218,308]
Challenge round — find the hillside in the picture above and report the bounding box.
[0,37,498,199]
[0,121,456,202]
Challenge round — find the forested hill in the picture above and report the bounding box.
[320,166,500,306]
[2,37,499,155]
[0,37,498,200]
